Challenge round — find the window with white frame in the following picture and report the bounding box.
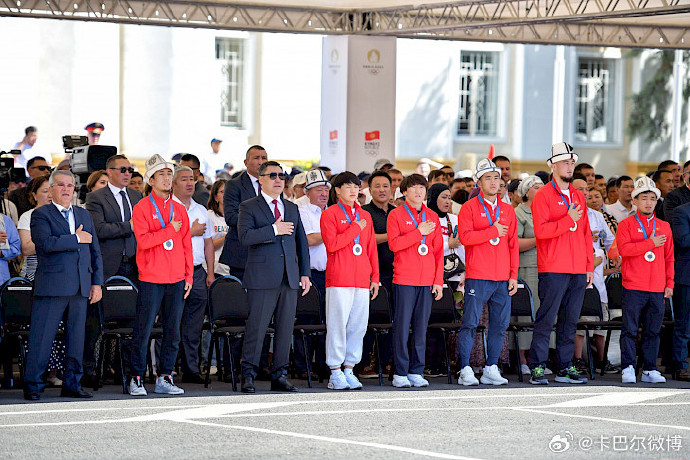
[215,37,245,128]
[457,51,500,137]
[575,57,617,143]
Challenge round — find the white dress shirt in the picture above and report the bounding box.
[107,182,132,221]
[262,191,285,236]
[173,194,213,266]
[607,200,636,224]
[298,200,327,271]
[53,202,78,241]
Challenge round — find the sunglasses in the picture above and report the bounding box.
[30,165,51,171]
[260,172,287,181]
[110,167,135,174]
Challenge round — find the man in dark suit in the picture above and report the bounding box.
[664,160,690,224]
[180,154,210,208]
[84,154,142,383]
[24,170,103,400]
[9,156,51,217]
[220,145,268,281]
[653,169,674,221]
[238,161,310,393]
[671,201,690,381]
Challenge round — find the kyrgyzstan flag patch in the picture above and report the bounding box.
[365,130,380,141]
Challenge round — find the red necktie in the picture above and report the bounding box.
[272,199,281,220]
[257,182,262,195]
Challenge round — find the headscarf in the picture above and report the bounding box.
[427,183,450,218]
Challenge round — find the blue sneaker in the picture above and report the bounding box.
[529,365,548,385]
[555,366,588,384]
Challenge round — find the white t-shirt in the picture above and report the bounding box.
[206,210,230,276]
[298,200,327,272]
[17,209,37,280]
[200,152,228,184]
[172,195,214,266]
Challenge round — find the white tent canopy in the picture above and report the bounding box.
[1,0,689,48]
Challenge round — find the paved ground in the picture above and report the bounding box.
[0,373,689,459]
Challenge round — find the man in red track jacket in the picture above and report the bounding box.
[528,143,593,385]
[387,173,443,389]
[129,154,193,397]
[618,176,674,384]
[320,172,379,391]
[457,158,519,386]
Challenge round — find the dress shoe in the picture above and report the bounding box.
[181,373,206,384]
[60,387,93,398]
[271,376,298,392]
[80,374,99,389]
[241,376,255,394]
[673,368,690,381]
[23,390,40,401]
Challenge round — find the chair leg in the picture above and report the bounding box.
[94,335,104,392]
[585,330,595,380]
[18,336,26,385]
[441,331,452,385]
[374,333,383,386]
[225,335,236,392]
[205,335,215,388]
[216,338,223,382]
[514,329,523,383]
[301,334,313,389]
[117,338,127,394]
[601,329,612,377]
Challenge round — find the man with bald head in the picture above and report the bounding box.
[220,145,268,281]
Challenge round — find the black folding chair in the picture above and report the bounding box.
[205,275,273,391]
[95,276,144,393]
[0,277,33,383]
[367,285,392,386]
[576,285,603,380]
[293,284,325,388]
[507,279,535,383]
[427,286,461,384]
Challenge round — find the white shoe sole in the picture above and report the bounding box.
[480,376,508,385]
[154,387,184,395]
[410,381,429,388]
[327,384,350,390]
[622,378,636,384]
[529,378,548,385]
[459,378,479,386]
[392,382,411,388]
[554,377,587,384]
[641,376,666,383]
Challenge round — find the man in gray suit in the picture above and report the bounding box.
[238,161,310,393]
[84,154,142,384]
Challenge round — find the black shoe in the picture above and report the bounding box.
[673,368,690,381]
[572,358,588,375]
[23,390,40,401]
[241,376,255,394]
[596,360,620,374]
[271,376,298,392]
[181,373,206,384]
[60,387,93,398]
[555,366,588,384]
[80,374,99,389]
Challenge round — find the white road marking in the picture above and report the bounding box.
[121,402,296,422]
[512,407,690,431]
[177,418,482,460]
[545,391,679,408]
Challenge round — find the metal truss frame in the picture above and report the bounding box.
[0,0,688,49]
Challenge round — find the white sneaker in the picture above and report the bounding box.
[480,364,508,385]
[343,370,362,390]
[328,370,350,390]
[129,376,147,396]
[641,369,666,383]
[392,374,411,388]
[408,374,429,387]
[458,366,479,386]
[622,365,636,384]
[520,364,531,375]
[154,375,185,395]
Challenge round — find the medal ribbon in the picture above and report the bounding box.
[477,192,500,227]
[149,194,173,229]
[337,201,360,246]
[403,203,427,247]
[634,213,656,240]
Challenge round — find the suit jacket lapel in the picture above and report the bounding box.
[49,204,71,234]
[105,188,123,222]
[242,172,257,197]
[258,196,276,224]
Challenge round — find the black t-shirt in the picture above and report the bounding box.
[362,202,395,280]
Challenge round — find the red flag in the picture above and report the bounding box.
[365,130,380,141]
[488,144,495,160]
[329,130,338,140]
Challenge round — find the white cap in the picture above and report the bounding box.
[144,154,176,181]
[632,176,661,200]
[547,142,579,166]
[473,158,501,181]
[304,169,331,190]
[518,175,544,198]
[292,172,307,187]
[373,158,394,170]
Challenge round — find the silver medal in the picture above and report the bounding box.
[353,244,363,256]
[418,244,429,256]
[569,222,577,232]
[490,237,500,246]
[163,239,174,251]
[644,250,655,262]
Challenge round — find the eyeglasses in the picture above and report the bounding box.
[446,171,455,179]
[54,182,75,189]
[260,172,287,181]
[110,166,135,174]
[30,165,51,171]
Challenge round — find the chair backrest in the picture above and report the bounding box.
[605,273,623,310]
[580,285,603,320]
[296,284,322,325]
[208,275,248,327]
[429,286,457,324]
[369,284,391,324]
[511,279,535,321]
[665,296,674,321]
[0,277,33,329]
[101,276,138,326]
